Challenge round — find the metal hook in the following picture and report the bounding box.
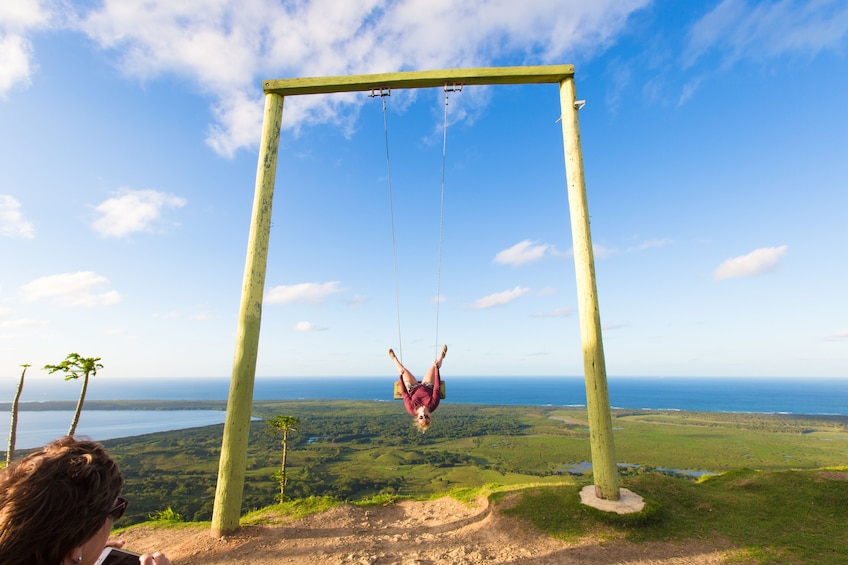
[369,86,391,98]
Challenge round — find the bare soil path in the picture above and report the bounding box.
[117,496,741,564]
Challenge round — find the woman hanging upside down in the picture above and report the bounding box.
[389,345,447,433]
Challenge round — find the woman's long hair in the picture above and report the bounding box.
[0,436,123,565]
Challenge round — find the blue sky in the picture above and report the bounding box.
[1,0,847,385]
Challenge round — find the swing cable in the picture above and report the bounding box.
[372,87,404,363]
[434,84,460,358]
[374,84,460,363]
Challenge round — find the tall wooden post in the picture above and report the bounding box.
[211,92,284,536]
[559,77,620,500]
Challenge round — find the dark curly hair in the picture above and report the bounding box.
[0,436,123,565]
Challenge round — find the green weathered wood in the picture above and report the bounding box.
[211,92,284,537]
[559,77,620,501]
[263,65,574,96]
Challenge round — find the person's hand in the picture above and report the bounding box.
[139,552,170,565]
[105,539,126,549]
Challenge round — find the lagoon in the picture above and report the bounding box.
[10,410,227,450]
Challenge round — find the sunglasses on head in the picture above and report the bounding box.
[108,497,128,521]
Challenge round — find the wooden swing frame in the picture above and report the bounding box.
[211,65,619,536]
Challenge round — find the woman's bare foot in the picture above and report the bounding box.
[435,344,447,368]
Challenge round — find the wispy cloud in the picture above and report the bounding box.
[684,0,848,68]
[824,329,848,342]
[713,245,788,280]
[266,281,342,305]
[0,194,34,238]
[19,271,121,307]
[294,321,326,332]
[91,188,187,237]
[348,295,369,307]
[493,240,553,267]
[602,322,630,331]
[470,286,530,309]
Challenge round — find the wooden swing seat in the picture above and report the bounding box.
[394,381,446,400]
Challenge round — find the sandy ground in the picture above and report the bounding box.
[116,495,745,564]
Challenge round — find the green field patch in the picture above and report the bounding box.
[502,469,848,563]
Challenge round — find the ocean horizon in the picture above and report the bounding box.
[4,376,847,450]
[4,375,848,415]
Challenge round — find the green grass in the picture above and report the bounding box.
[242,495,342,525]
[502,468,848,564]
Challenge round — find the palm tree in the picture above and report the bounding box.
[43,353,103,436]
[6,363,30,465]
[266,415,300,501]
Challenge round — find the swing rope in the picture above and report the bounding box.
[376,84,459,363]
[374,88,404,363]
[434,85,455,358]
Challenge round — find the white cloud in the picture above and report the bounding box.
[294,320,326,332]
[266,281,341,305]
[602,322,630,331]
[91,188,187,237]
[493,240,551,266]
[824,329,848,342]
[19,271,121,307]
[470,285,530,309]
[0,194,34,238]
[713,245,788,281]
[72,0,650,156]
[0,0,53,98]
[685,0,848,68]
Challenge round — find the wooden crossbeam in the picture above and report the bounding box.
[263,64,574,96]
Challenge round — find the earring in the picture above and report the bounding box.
[72,556,83,564]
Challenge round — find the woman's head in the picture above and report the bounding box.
[0,436,124,565]
[414,406,432,432]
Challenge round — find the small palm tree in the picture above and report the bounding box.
[266,415,300,501]
[6,363,30,465]
[43,353,103,436]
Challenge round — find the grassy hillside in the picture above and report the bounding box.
[89,400,848,530]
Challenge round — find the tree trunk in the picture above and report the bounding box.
[281,431,289,500]
[68,373,90,436]
[7,365,28,465]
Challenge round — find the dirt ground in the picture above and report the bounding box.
[117,495,745,564]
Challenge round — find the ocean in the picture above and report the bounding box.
[4,376,847,450]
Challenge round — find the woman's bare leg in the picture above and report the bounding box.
[423,345,447,385]
[389,348,417,388]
